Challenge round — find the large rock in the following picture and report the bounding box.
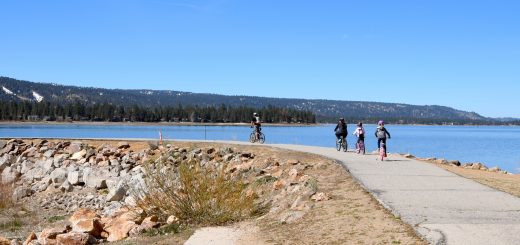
[50,168,68,185]
[117,142,130,149]
[106,184,127,202]
[38,227,67,244]
[69,209,103,238]
[0,154,14,171]
[56,232,94,245]
[103,211,139,242]
[22,167,45,183]
[67,171,81,185]
[83,169,108,189]
[12,186,32,201]
[70,150,87,161]
[23,232,37,245]
[0,236,10,245]
[1,167,20,184]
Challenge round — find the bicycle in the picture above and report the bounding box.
[249,127,265,144]
[356,139,365,154]
[336,136,347,152]
[379,142,387,161]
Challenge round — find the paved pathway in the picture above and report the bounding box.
[269,144,520,245]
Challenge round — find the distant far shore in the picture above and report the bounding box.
[0,120,318,127]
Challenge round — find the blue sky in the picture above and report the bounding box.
[1,0,519,118]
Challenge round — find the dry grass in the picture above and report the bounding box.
[0,178,14,210]
[135,153,256,226]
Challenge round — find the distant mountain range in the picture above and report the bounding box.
[0,76,517,124]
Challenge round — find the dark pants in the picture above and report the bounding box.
[357,136,365,144]
[336,133,346,141]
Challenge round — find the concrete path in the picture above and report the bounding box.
[269,144,520,245]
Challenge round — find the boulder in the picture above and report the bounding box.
[129,215,159,237]
[403,154,415,159]
[23,232,37,245]
[287,159,300,165]
[70,150,87,161]
[106,184,127,202]
[434,159,448,165]
[102,210,142,242]
[83,169,108,189]
[43,150,56,158]
[67,171,81,185]
[60,181,73,192]
[69,209,103,237]
[38,227,67,244]
[56,232,94,245]
[1,167,20,184]
[12,186,32,201]
[447,160,461,166]
[471,163,485,170]
[311,192,330,202]
[50,168,68,185]
[166,215,179,225]
[117,142,130,149]
[0,236,9,245]
[22,167,45,183]
[488,166,501,172]
[0,154,14,171]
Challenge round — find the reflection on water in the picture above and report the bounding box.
[1,124,519,173]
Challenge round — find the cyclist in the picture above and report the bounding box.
[334,118,347,145]
[353,122,365,153]
[251,112,261,139]
[375,120,391,155]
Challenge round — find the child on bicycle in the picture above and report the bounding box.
[353,122,365,153]
[375,120,391,155]
[334,118,347,143]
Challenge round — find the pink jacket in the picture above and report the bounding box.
[353,127,365,137]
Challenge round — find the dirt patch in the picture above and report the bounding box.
[431,163,520,198]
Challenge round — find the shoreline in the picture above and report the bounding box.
[0,120,318,127]
[0,120,518,127]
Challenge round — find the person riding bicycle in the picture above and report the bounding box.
[353,122,365,152]
[375,120,391,155]
[334,118,347,144]
[251,112,262,139]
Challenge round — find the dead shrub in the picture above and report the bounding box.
[135,153,256,226]
[0,177,14,210]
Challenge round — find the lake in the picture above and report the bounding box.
[1,123,519,173]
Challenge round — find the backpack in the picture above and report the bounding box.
[376,128,386,139]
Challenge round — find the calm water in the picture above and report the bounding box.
[1,124,519,173]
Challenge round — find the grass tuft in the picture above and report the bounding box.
[0,178,15,210]
[134,153,258,226]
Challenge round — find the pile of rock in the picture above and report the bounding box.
[0,139,147,215]
[0,139,329,243]
[14,207,173,244]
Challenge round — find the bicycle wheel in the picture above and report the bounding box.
[249,133,256,143]
[342,139,347,152]
[380,144,386,161]
[336,139,341,151]
[258,133,265,144]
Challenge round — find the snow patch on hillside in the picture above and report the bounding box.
[2,86,15,95]
[32,91,44,102]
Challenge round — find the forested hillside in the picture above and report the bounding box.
[0,76,514,124]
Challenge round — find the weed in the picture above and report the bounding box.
[135,154,256,226]
[253,175,278,187]
[48,215,65,223]
[0,217,23,232]
[144,223,180,237]
[0,178,14,209]
[305,178,319,193]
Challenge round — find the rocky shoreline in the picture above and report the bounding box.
[400,153,512,175]
[0,139,327,245]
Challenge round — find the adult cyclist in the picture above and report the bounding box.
[334,118,347,144]
[251,112,262,139]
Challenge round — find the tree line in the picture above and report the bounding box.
[0,101,316,124]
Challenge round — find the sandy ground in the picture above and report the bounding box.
[428,161,520,198]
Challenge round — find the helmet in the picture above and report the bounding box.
[357,122,362,127]
[378,120,384,125]
[253,112,258,116]
[339,118,344,121]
